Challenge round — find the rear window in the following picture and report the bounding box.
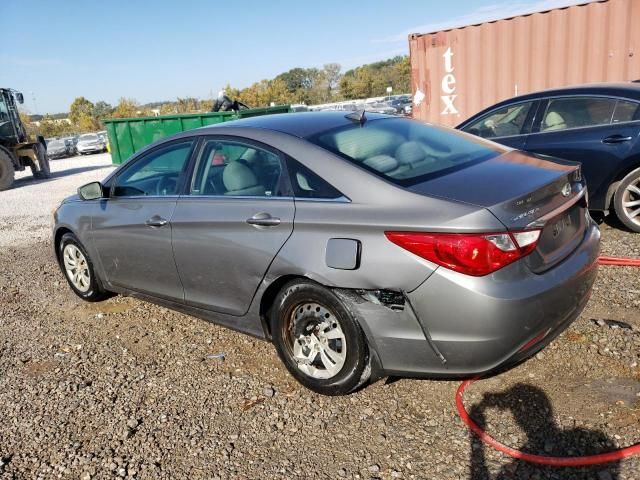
[308,118,503,186]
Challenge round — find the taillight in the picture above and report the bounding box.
[385,230,541,276]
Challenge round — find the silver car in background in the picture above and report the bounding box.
[53,112,599,395]
[76,133,106,155]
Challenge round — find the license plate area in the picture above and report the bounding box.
[526,199,587,273]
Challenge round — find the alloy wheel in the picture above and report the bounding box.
[284,302,347,379]
[63,244,91,293]
[621,179,640,227]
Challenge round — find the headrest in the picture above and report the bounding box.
[395,141,426,165]
[363,155,398,173]
[330,128,401,160]
[223,161,258,192]
[544,111,565,128]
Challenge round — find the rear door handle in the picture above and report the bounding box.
[602,135,633,144]
[246,212,281,227]
[145,215,168,227]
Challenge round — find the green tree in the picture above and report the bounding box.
[175,97,199,113]
[69,96,99,131]
[93,101,113,127]
[340,56,411,100]
[112,98,139,118]
[322,63,342,99]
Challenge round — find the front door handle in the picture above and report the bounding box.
[246,212,281,227]
[602,135,633,144]
[145,215,168,227]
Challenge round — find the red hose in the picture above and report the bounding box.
[455,255,640,466]
[456,379,640,466]
[598,255,640,266]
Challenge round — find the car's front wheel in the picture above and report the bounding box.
[58,233,111,301]
[271,280,369,395]
[614,167,640,233]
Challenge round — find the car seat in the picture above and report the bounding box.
[222,161,266,196]
[543,111,567,131]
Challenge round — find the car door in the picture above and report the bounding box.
[91,139,196,301]
[524,96,640,208]
[171,137,295,316]
[459,100,538,149]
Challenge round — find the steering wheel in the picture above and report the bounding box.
[156,176,177,196]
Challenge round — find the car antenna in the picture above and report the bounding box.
[345,109,366,125]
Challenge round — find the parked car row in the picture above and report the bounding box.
[457,82,640,233]
[305,94,413,116]
[45,131,108,159]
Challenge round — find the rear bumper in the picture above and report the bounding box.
[346,220,600,378]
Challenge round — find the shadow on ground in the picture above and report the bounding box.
[10,165,111,190]
[468,383,619,480]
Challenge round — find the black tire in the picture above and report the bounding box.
[58,233,112,302]
[0,149,15,191]
[613,167,640,233]
[270,280,369,396]
[32,143,51,179]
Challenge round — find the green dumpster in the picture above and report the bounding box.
[104,105,291,165]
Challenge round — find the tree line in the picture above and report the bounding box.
[26,55,411,138]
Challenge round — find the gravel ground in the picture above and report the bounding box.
[0,155,638,479]
[0,153,114,248]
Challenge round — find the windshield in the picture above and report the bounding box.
[80,134,98,141]
[0,96,13,138]
[308,118,505,186]
[49,140,64,148]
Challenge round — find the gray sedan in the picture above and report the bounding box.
[53,112,600,395]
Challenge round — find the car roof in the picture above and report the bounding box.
[458,82,640,127]
[510,82,640,102]
[200,110,392,138]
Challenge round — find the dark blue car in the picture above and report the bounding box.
[458,83,640,232]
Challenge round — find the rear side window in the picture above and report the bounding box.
[308,118,503,187]
[541,97,617,132]
[190,139,286,197]
[612,100,640,123]
[285,157,343,199]
[463,102,534,138]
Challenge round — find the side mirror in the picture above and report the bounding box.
[16,92,24,104]
[78,181,104,200]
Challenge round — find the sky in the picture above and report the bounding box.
[1,0,582,114]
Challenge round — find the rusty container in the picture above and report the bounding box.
[409,0,640,127]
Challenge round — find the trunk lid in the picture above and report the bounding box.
[407,150,587,271]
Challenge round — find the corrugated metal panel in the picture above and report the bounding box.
[409,0,640,126]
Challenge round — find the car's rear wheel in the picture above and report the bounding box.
[59,233,111,302]
[614,168,640,233]
[271,280,369,395]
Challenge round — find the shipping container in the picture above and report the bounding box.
[409,0,640,127]
[104,106,291,165]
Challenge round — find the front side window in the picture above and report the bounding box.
[541,97,617,132]
[308,118,504,186]
[463,102,534,138]
[190,139,285,197]
[113,140,193,197]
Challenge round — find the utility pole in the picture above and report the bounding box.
[31,91,39,115]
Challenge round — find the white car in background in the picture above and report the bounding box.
[76,133,106,155]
